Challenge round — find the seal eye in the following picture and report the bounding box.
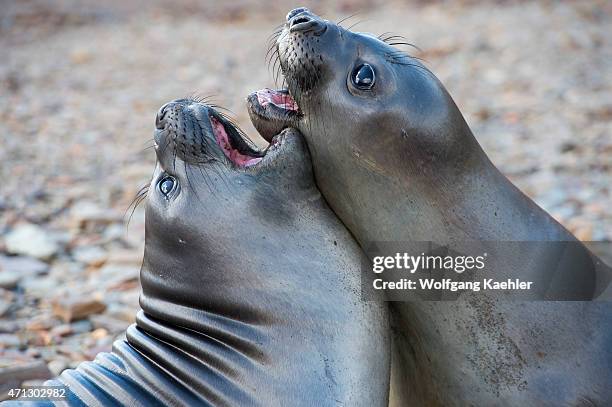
[352,63,375,90]
[158,176,176,197]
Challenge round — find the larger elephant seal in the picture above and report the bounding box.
[30,100,390,406]
[247,8,612,406]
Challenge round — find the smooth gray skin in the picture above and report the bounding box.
[248,8,612,406]
[42,100,390,407]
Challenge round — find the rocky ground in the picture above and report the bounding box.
[0,0,610,394]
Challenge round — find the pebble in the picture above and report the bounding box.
[0,255,49,275]
[72,245,108,267]
[4,223,60,260]
[98,264,139,291]
[0,271,21,290]
[49,324,73,338]
[48,359,69,376]
[0,320,19,333]
[52,296,107,322]
[71,319,94,334]
[0,299,10,317]
[0,333,21,348]
[91,328,108,340]
[0,361,52,389]
[26,314,56,331]
[105,250,143,266]
[90,314,130,333]
[71,201,122,230]
[21,276,60,297]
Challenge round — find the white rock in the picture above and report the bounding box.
[4,224,60,260]
[48,359,69,376]
[0,271,21,289]
[0,299,10,316]
[0,255,48,275]
[21,276,60,297]
[72,246,108,267]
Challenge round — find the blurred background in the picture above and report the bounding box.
[0,0,610,393]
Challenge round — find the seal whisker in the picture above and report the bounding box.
[266,31,282,47]
[125,183,149,229]
[388,59,435,78]
[265,41,279,65]
[271,50,281,83]
[266,44,280,75]
[172,139,178,173]
[208,104,237,117]
[191,157,217,198]
[160,129,175,154]
[184,157,214,204]
[377,32,396,41]
[188,93,220,106]
[266,30,283,44]
[266,32,282,52]
[266,24,284,40]
[386,50,427,64]
[345,19,369,33]
[273,55,282,87]
[274,46,292,87]
[386,42,422,53]
[378,34,422,52]
[202,160,233,197]
[336,12,362,28]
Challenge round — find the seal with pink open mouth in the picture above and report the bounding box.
[247,88,301,143]
[248,7,612,407]
[43,97,391,406]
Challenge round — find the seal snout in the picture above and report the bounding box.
[286,7,325,35]
[154,99,264,168]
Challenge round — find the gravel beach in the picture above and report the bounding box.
[0,0,610,391]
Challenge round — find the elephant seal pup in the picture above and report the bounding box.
[247,8,612,406]
[36,100,390,406]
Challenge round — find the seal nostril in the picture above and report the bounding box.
[292,16,310,25]
[286,7,309,21]
[289,13,325,34]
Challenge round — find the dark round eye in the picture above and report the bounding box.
[158,176,176,196]
[352,63,375,90]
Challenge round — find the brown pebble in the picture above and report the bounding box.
[52,296,106,323]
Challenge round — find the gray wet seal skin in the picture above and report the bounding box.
[33,100,390,406]
[247,8,612,406]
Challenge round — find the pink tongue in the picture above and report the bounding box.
[211,116,262,167]
[257,88,298,111]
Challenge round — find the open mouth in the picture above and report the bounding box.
[156,99,293,169]
[247,88,301,143]
[256,88,299,111]
[209,113,264,167]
